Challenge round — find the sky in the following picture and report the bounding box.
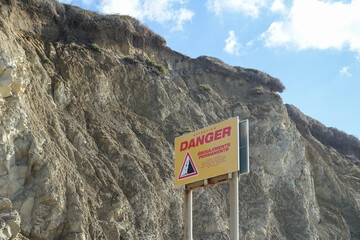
[59,0,360,139]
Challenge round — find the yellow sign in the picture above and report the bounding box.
[174,117,240,186]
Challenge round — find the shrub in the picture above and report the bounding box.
[123,57,138,64]
[250,87,264,94]
[178,127,193,135]
[143,60,167,75]
[72,45,80,50]
[156,64,167,75]
[42,58,50,64]
[54,42,59,47]
[234,66,285,93]
[199,84,213,92]
[90,43,102,52]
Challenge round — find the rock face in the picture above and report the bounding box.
[0,0,359,239]
[0,197,21,239]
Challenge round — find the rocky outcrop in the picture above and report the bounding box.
[0,0,359,239]
[0,198,21,240]
[287,104,360,166]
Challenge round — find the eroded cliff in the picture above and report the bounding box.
[0,0,359,239]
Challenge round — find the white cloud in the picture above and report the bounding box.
[261,0,360,54]
[340,66,352,77]
[270,0,286,13]
[224,30,241,55]
[206,0,268,18]
[98,0,194,31]
[81,0,94,5]
[99,0,143,19]
[171,8,194,31]
[246,40,254,47]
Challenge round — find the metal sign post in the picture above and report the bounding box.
[184,189,193,240]
[229,171,239,240]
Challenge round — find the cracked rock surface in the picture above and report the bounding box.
[0,0,359,239]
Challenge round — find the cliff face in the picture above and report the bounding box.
[0,1,359,239]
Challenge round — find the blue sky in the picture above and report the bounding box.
[59,0,360,139]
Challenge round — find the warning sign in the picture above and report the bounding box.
[178,152,199,179]
[174,117,242,186]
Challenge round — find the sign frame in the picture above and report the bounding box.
[175,117,249,187]
[176,118,249,240]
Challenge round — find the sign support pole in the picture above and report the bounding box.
[184,188,193,240]
[230,171,239,240]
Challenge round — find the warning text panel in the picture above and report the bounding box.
[174,117,239,186]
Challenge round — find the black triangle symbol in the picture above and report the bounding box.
[187,161,195,174]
